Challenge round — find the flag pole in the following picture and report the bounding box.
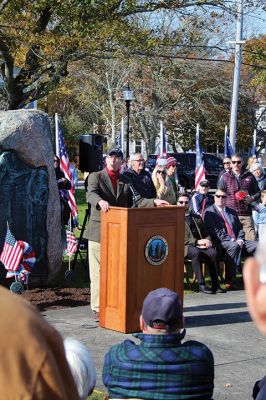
[68,215,72,271]
[160,121,163,157]
[224,125,228,157]
[252,129,257,156]
[121,117,124,155]
[196,123,200,139]
[55,113,59,157]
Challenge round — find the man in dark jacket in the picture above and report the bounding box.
[190,179,214,217]
[204,189,257,288]
[218,153,260,240]
[103,288,214,400]
[179,193,225,294]
[122,152,156,199]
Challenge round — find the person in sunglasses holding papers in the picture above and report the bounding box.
[178,193,225,294]
[152,159,176,204]
[218,153,260,241]
[191,179,214,217]
[204,189,257,289]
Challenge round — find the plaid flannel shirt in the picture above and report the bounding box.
[102,330,214,400]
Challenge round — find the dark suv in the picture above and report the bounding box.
[145,153,223,189]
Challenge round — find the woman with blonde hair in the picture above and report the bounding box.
[152,160,176,204]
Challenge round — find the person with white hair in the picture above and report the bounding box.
[250,163,266,191]
[122,152,156,199]
[64,338,96,400]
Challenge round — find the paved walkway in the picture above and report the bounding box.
[43,290,266,400]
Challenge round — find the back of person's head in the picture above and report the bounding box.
[141,287,183,333]
[64,338,96,399]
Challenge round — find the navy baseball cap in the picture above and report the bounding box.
[107,148,123,159]
[142,288,183,329]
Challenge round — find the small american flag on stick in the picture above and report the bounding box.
[66,219,78,256]
[0,225,23,272]
[195,124,206,191]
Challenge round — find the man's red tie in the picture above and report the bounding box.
[201,198,207,217]
[221,210,235,239]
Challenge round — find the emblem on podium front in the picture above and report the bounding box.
[145,235,168,265]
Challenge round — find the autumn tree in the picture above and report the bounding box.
[0,0,263,110]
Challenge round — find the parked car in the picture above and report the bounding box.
[145,153,223,189]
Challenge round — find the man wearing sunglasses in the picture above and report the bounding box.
[217,157,231,183]
[218,153,260,241]
[204,189,257,289]
[191,179,214,217]
[123,152,156,199]
[179,194,225,294]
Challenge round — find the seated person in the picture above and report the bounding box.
[179,193,225,294]
[204,189,257,289]
[191,179,214,217]
[64,338,96,400]
[0,286,79,399]
[102,287,214,400]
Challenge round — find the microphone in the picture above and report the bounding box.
[119,174,140,208]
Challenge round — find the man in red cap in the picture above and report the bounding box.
[103,287,214,399]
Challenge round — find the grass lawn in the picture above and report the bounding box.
[89,391,107,399]
[76,189,87,228]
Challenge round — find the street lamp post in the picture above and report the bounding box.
[123,83,133,160]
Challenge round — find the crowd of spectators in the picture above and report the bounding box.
[8,148,261,399]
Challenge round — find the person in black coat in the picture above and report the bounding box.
[54,155,71,225]
[122,152,156,199]
[204,189,257,288]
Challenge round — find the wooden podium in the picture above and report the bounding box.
[99,206,184,333]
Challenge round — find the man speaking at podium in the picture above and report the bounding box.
[84,148,168,322]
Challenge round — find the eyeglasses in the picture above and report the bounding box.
[200,184,209,188]
[215,194,227,199]
[178,201,189,204]
[231,160,242,164]
[54,160,59,163]
[157,170,166,175]
[223,162,230,165]
[133,159,144,162]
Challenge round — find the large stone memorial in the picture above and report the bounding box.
[0,110,62,283]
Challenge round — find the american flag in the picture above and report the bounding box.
[6,241,36,283]
[66,220,78,256]
[195,124,206,190]
[56,116,78,225]
[0,226,23,272]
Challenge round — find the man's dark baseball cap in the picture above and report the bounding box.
[142,288,183,329]
[107,148,123,159]
[199,179,210,187]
